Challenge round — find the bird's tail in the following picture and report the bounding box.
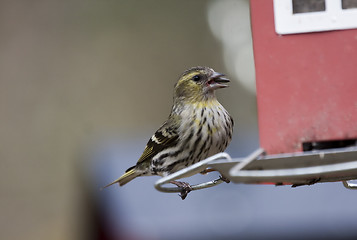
[101,167,139,189]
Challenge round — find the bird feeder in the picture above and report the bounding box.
[155,0,357,195]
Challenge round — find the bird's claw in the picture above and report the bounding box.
[291,178,321,188]
[219,175,230,183]
[169,181,192,200]
[169,175,229,200]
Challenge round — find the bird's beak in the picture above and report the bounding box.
[207,71,230,90]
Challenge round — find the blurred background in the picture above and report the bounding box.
[1,0,356,239]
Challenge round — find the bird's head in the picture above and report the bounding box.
[174,66,230,103]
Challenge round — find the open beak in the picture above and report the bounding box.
[207,71,230,90]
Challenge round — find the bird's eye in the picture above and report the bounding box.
[192,75,201,82]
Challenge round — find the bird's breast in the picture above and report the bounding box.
[180,101,233,157]
[150,100,233,176]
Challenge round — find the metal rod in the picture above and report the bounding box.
[229,148,265,175]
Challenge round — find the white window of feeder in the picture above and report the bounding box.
[274,0,357,34]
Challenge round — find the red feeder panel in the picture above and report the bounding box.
[250,0,357,155]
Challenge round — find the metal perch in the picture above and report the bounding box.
[155,146,357,196]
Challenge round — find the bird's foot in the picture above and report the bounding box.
[219,175,230,183]
[200,168,230,183]
[291,178,321,188]
[169,181,192,200]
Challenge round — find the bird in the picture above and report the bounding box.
[103,66,234,199]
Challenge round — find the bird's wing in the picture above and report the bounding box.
[137,120,179,164]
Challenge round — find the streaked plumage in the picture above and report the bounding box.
[104,66,234,197]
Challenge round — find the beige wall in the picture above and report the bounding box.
[0,1,256,239]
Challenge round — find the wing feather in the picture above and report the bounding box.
[137,121,179,164]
